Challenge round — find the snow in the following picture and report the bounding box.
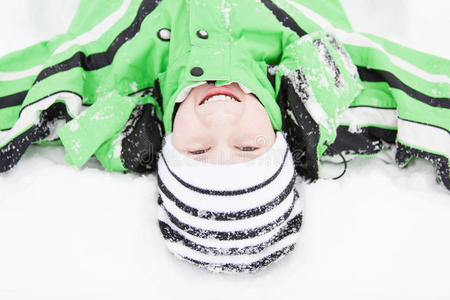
[0,0,449,299]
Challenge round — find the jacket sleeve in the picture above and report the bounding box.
[0,35,67,131]
[332,33,450,189]
[269,0,450,189]
[266,0,362,180]
[0,0,167,173]
[269,30,362,180]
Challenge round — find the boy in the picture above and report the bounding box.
[0,0,448,272]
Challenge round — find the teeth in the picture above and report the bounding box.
[202,94,239,105]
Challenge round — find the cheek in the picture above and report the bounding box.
[234,97,276,145]
[244,96,274,131]
[172,102,206,150]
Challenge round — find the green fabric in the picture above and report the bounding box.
[68,0,125,36]
[0,0,448,177]
[94,94,159,171]
[270,31,363,158]
[278,0,354,32]
[58,92,154,168]
[395,91,449,131]
[361,33,450,77]
[0,35,67,72]
[0,77,33,99]
[345,43,449,98]
[349,81,396,109]
[0,106,21,130]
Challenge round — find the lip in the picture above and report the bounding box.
[199,86,242,105]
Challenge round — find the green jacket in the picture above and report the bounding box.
[0,0,449,190]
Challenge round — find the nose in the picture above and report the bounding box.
[203,110,238,129]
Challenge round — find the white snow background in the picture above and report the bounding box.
[0,0,449,299]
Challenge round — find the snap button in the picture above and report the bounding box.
[190,67,204,76]
[157,28,171,41]
[196,29,208,39]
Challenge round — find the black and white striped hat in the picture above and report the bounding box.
[157,131,303,273]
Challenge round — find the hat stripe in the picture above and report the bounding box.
[161,189,297,232]
[157,194,303,248]
[159,197,295,241]
[180,244,296,273]
[157,172,296,221]
[159,213,302,256]
[159,146,289,196]
[157,151,296,212]
[166,225,299,265]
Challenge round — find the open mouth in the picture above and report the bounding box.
[199,91,241,105]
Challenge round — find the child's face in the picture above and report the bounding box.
[172,82,276,164]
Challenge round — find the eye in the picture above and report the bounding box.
[236,146,259,152]
[188,147,211,155]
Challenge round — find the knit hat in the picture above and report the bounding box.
[157,131,303,273]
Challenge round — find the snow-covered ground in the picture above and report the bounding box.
[0,1,449,299]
